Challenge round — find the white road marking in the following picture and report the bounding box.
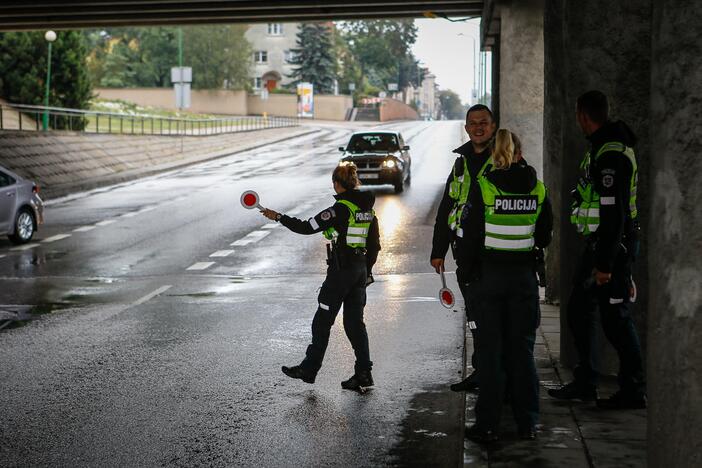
[120,211,139,218]
[0,254,6,259]
[260,223,279,229]
[209,250,235,257]
[10,243,40,251]
[230,230,270,246]
[133,285,172,306]
[73,225,96,232]
[187,262,215,271]
[138,206,156,213]
[41,234,71,243]
[95,220,116,226]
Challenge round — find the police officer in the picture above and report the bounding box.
[431,104,496,393]
[464,129,553,443]
[260,162,381,390]
[548,90,646,409]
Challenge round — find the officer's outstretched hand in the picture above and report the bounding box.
[430,258,445,274]
[261,208,280,221]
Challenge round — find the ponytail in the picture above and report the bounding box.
[333,162,360,190]
[492,128,514,170]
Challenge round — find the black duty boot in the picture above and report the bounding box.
[281,365,316,384]
[341,370,374,390]
[450,371,479,392]
[596,391,646,410]
[547,381,597,401]
[518,426,537,441]
[464,424,498,444]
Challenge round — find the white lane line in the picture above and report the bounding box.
[138,206,157,214]
[120,211,139,218]
[95,220,116,226]
[260,223,279,229]
[41,234,71,243]
[187,262,215,271]
[209,250,235,258]
[230,230,270,246]
[0,254,6,259]
[11,243,40,251]
[133,285,172,306]
[73,225,96,232]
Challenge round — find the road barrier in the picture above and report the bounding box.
[0,103,298,136]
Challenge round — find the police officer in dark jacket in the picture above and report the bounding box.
[464,129,553,443]
[431,104,496,392]
[548,90,646,409]
[261,162,381,390]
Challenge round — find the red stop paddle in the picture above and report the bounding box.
[439,270,456,309]
[240,190,266,210]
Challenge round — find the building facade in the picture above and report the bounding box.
[245,22,300,92]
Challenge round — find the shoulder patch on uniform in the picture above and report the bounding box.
[320,210,332,221]
[602,174,615,188]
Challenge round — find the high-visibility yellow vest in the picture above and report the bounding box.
[323,199,374,248]
[447,157,492,238]
[570,142,638,236]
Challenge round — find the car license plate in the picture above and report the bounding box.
[359,173,379,179]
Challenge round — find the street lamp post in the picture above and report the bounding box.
[43,30,56,131]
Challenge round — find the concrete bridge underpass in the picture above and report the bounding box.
[1,1,699,466]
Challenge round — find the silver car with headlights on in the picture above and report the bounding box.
[338,131,412,193]
[0,165,44,244]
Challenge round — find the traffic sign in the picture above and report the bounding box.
[240,190,262,209]
[439,270,456,309]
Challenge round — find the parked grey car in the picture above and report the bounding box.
[0,165,44,244]
[339,131,412,193]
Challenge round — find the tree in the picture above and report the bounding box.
[288,23,336,94]
[0,30,93,128]
[84,25,251,90]
[439,90,465,120]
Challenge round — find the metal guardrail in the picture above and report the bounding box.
[0,103,299,136]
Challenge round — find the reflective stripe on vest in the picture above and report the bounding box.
[448,157,491,238]
[323,199,373,248]
[570,142,638,235]
[479,169,546,252]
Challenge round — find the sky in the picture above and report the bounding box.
[412,17,482,105]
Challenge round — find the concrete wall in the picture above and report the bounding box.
[543,0,652,372]
[497,0,544,176]
[96,88,353,121]
[648,1,702,465]
[95,88,248,115]
[379,98,419,122]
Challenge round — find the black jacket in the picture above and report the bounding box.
[431,141,491,261]
[280,189,381,272]
[584,120,638,273]
[462,161,553,275]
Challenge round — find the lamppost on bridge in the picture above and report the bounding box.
[42,30,57,131]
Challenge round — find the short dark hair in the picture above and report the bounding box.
[576,90,609,124]
[466,104,494,122]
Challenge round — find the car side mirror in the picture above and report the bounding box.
[402,145,410,151]
[338,146,346,151]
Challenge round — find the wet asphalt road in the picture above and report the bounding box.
[0,121,469,467]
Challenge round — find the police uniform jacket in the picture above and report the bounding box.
[280,189,381,272]
[431,141,491,261]
[463,161,553,278]
[583,120,638,273]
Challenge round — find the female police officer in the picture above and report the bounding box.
[260,162,381,391]
[463,129,553,442]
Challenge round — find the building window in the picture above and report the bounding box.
[284,50,297,63]
[254,50,268,64]
[268,23,283,35]
[253,77,262,89]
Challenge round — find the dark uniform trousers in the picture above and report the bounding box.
[567,241,645,395]
[457,265,479,372]
[301,255,373,373]
[473,263,540,431]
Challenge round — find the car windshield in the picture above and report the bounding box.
[346,134,399,153]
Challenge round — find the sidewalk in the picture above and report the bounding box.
[462,303,647,467]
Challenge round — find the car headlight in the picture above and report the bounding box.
[383,159,397,168]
